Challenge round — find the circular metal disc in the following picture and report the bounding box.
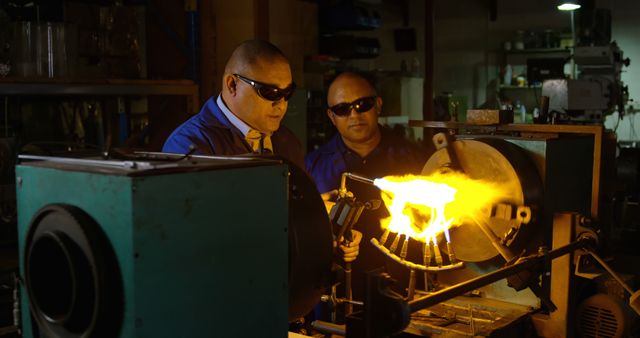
[422,138,541,262]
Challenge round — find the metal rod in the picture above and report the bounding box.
[585,248,635,294]
[389,233,401,253]
[344,172,376,186]
[380,229,390,246]
[311,320,346,336]
[340,172,376,197]
[408,269,417,300]
[446,241,457,264]
[345,262,353,316]
[423,241,431,292]
[432,241,443,266]
[339,299,364,306]
[475,219,515,261]
[400,236,409,259]
[424,271,429,292]
[424,241,432,267]
[408,238,591,312]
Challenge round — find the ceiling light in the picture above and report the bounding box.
[557,2,581,11]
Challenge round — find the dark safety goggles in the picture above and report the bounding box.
[328,96,377,117]
[234,73,296,102]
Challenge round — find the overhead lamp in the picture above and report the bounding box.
[557,1,581,11]
[557,0,581,78]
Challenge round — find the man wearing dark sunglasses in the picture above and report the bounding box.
[163,41,362,327]
[162,40,361,268]
[305,72,427,303]
[162,39,303,168]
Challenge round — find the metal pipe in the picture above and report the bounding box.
[345,262,353,315]
[344,172,376,186]
[408,238,591,313]
[446,241,457,264]
[585,248,635,294]
[340,172,376,196]
[424,271,429,292]
[423,241,431,292]
[380,229,390,246]
[407,269,417,300]
[389,233,401,253]
[400,236,409,259]
[432,241,443,266]
[475,219,515,261]
[311,320,346,336]
[424,241,432,267]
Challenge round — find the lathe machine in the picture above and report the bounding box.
[315,122,640,338]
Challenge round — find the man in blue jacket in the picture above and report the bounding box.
[163,40,361,263]
[163,39,304,168]
[305,72,427,302]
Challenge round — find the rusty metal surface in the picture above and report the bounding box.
[407,296,532,337]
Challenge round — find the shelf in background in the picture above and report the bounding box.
[499,85,542,90]
[0,78,200,113]
[0,78,197,96]
[503,48,571,54]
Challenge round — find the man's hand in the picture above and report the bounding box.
[339,230,362,263]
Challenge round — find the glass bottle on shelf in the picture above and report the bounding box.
[503,64,513,86]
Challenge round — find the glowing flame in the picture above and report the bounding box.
[374,172,507,243]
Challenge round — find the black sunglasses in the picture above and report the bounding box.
[329,96,378,117]
[234,73,296,102]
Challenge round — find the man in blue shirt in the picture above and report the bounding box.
[163,39,304,168]
[305,72,427,301]
[163,40,362,263]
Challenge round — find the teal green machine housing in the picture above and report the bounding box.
[16,156,331,337]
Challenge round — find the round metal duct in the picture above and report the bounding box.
[422,138,543,262]
[24,205,122,338]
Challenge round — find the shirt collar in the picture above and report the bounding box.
[216,95,252,137]
[335,125,386,159]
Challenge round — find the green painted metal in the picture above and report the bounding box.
[17,160,289,337]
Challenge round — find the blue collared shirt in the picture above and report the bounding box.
[304,127,427,194]
[162,96,304,167]
[217,95,253,137]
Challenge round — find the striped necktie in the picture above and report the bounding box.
[245,129,273,154]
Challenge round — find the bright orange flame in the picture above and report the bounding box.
[374,172,508,243]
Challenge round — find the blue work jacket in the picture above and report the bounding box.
[163,96,304,169]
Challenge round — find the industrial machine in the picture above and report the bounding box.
[541,43,630,123]
[15,154,333,337]
[313,122,640,338]
[13,125,640,338]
